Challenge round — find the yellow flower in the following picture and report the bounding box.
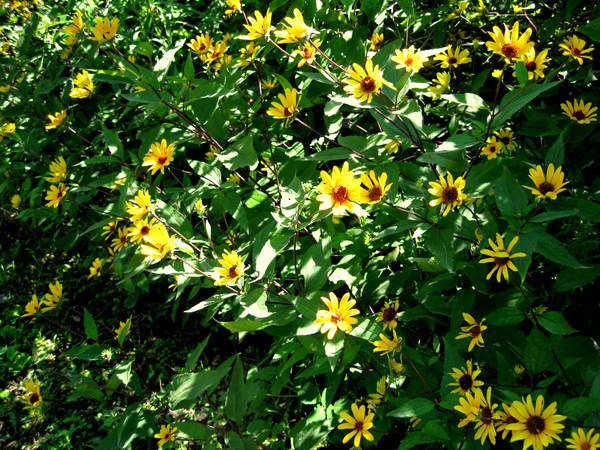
[514,364,525,375]
[480,233,527,282]
[391,45,428,73]
[505,395,566,450]
[446,1,469,20]
[11,194,21,208]
[45,156,67,183]
[434,45,472,68]
[134,86,146,93]
[0,84,11,93]
[41,281,62,312]
[262,77,278,89]
[371,329,402,356]
[454,388,481,427]
[456,312,487,351]
[206,144,221,160]
[410,416,422,427]
[492,68,504,79]
[267,88,301,126]
[497,402,519,439]
[515,48,551,80]
[494,129,517,153]
[114,320,131,340]
[64,35,78,46]
[375,300,400,330]
[101,221,118,240]
[89,257,102,278]
[69,70,94,98]
[228,173,241,185]
[274,8,315,43]
[111,227,129,252]
[430,71,451,100]
[168,275,179,291]
[202,41,229,65]
[45,183,68,208]
[225,0,240,18]
[370,32,385,52]
[427,171,468,216]
[142,139,176,175]
[194,199,205,213]
[343,58,392,103]
[127,189,153,222]
[391,356,404,376]
[21,379,42,411]
[559,35,593,65]
[486,21,534,63]
[155,424,178,448]
[338,404,375,448]
[188,33,213,54]
[127,217,155,244]
[225,231,240,246]
[565,428,599,450]
[45,110,67,130]
[448,360,484,395]
[523,163,570,200]
[368,376,387,407]
[64,12,83,35]
[60,46,74,60]
[314,292,360,339]
[22,294,42,317]
[481,136,504,160]
[141,223,175,261]
[474,387,500,445]
[385,139,401,154]
[87,17,119,43]
[2,123,15,133]
[292,39,320,68]
[561,99,598,124]
[239,9,272,41]
[360,170,392,204]
[214,249,244,286]
[315,161,363,215]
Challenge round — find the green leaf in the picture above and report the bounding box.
[300,235,332,293]
[441,338,465,397]
[177,422,209,440]
[83,308,98,341]
[324,332,344,372]
[218,190,249,232]
[554,265,600,291]
[422,420,450,440]
[115,359,135,388]
[117,318,131,348]
[436,134,480,151]
[154,39,186,79]
[101,124,124,159]
[529,209,579,223]
[515,61,528,85]
[561,397,600,421]
[485,307,526,326]
[216,136,258,171]
[388,398,435,418]
[495,166,528,214]
[523,327,553,376]
[417,149,468,171]
[189,160,221,186]
[424,228,454,272]
[578,18,600,43]
[440,93,489,109]
[185,334,211,372]
[254,234,292,280]
[217,319,271,333]
[225,357,247,423]
[373,219,418,240]
[535,231,588,269]
[62,344,104,360]
[538,311,578,335]
[184,52,195,82]
[300,148,352,161]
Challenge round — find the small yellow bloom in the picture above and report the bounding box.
[89,257,102,278]
[225,0,240,18]
[391,45,428,73]
[0,85,11,93]
[45,156,67,183]
[11,194,21,208]
[64,12,83,35]
[427,171,467,216]
[370,32,385,52]
[480,233,527,282]
[565,428,599,450]
[391,357,404,376]
[154,424,178,448]
[194,199,205,212]
[292,39,320,68]
[114,320,131,340]
[360,170,392,204]
[430,71,451,100]
[514,48,551,80]
[267,88,301,126]
[141,223,175,261]
[368,376,387,407]
[134,86,146,93]
[87,17,119,43]
[22,294,42,317]
[384,139,401,154]
[273,8,315,44]
[69,70,94,98]
[41,280,62,312]
[561,99,598,124]
[514,364,525,375]
[46,110,67,130]
[485,21,534,63]
[64,35,78,46]
[473,387,501,445]
[21,379,42,411]
[448,360,484,395]
[45,183,68,208]
[523,163,569,200]
[206,144,221,160]
[434,45,471,68]
[371,329,402,356]
[111,227,129,252]
[228,173,241,185]
[168,275,179,291]
[375,300,400,330]
[142,139,176,175]
[239,9,272,41]
[494,129,517,153]
[225,231,240,246]
[559,35,593,65]
[314,292,360,339]
[188,33,213,54]
[481,136,504,160]
[2,123,15,133]
[338,404,375,448]
[127,189,153,222]
[315,161,363,215]
[455,388,481,427]
[455,312,487,351]
[214,249,244,286]
[344,58,393,103]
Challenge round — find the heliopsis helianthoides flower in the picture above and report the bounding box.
[87,17,119,43]
[45,156,67,183]
[480,233,527,282]
[45,183,68,208]
[89,257,102,278]
[486,21,534,63]
[214,249,244,286]
[141,223,175,261]
[101,221,118,240]
[360,170,392,204]
[168,275,179,291]
[292,39,320,68]
[313,292,360,340]
[375,300,400,330]
[228,173,241,184]
[202,41,229,64]
[565,428,599,450]
[188,33,213,55]
[344,59,393,103]
[429,71,451,100]
[114,320,131,340]
[338,404,375,448]
[370,32,384,52]
[45,110,67,130]
[368,376,387,408]
[11,194,21,208]
[239,9,272,41]
[267,88,301,127]
[427,171,468,216]
[494,129,517,153]
[559,35,594,65]
[473,387,500,445]
[505,395,566,450]
[433,45,472,68]
[64,11,83,35]
[69,70,94,98]
[225,231,240,246]
[446,0,469,20]
[225,0,240,18]
[22,295,42,317]
[64,35,78,46]
[515,48,551,80]
[127,189,153,221]
[143,139,176,176]
[316,161,363,215]
[456,312,487,351]
[561,99,598,124]
[206,144,221,160]
[391,45,429,73]
[371,329,402,356]
[514,364,526,375]
[155,424,178,448]
[448,360,484,395]
[111,227,129,252]
[523,163,570,200]
[274,8,315,44]
[454,388,481,427]
[497,402,519,439]
[127,217,156,244]
[481,136,504,160]
[41,281,62,312]
[262,77,278,89]
[391,356,404,376]
[385,139,400,154]
[21,379,42,411]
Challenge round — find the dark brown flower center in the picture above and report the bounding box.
[361,76,377,93]
[489,144,500,153]
[501,44,518,58]
[573,48,581,56]
[525,61,537,71]
[303,49,312,59]
[228,266,238,278]
[369,187,382,201]
[330,312,341,323]
[382,307,397,322]
[481,406,493,425]
[525,415,545,434]
[470,326,481,337]
[505,415,518,425]
[157,156,168,165]
[284,106,294,117]
[442,186,459,203]
[500,136,510,146]
[57,191,64,199]
[30,393,40,404]
[459,374,473,391]
[140,226,150,235]
[405,58,414,65]
[354,420,364,432]
[494,256,510,266]
[332,185,348,203]
[538,181,555,195]
[448,57,458,64]
[199,43,206,51]
[580,444,591,450]
[572,110,586,121]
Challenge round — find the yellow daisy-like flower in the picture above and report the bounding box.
[430,71,451,100]
[315,161,363,215]
[21,379,42,411]
[114,320,131,340]
[111,227,129,252]
[559,35,593,65]
[64,11,83,35]
[228,173,241,185]
[194,199,205,213]
[45,156,67,183]
[516,48,551,80]
[448,360,484,395]
[561,99,598,124]
[343,58,393,103]
[41,280,62,312]
[202,41,228,65]
[225,0,240,18]
[141,223,175,261]
[481,136,504,160]
[274,8,315,44]
[2,123,15,134]
[154,424,178,448]
[89,257,102,278]
[474,387,500,446]
[455,388,481,428]
[446,1,469,20]
[142,139,176,176]
[375,300,400,330]
[391,45,428,73]
[214,249,244,286]
[427,171,468,216]
[370,32,384,52]
[127,217,156,244]
[168,275,179,291]
[239,9,272,41]
[206,144,221,160]
[514,364,526,375]
[371,329,402,356]
[225,231,240,246]
[391,356,404,376]
[22,294,42,317]
[101,221,118,240]
[45,183,68,208]
[87,17,119,43]
[64,35,78,46]
[480,233,527,282]
[338,404,375,448]
[455,312,487,351]
[494,129,517,153]
[385,139,401,154]
[368,376,387,408]
[565,428,599,450]
[188,33,213,54]
[505,394,566,450]
[313,292,360,340]
[497,402,520,439]
[267,88,301,127]
[292,39,320,68]
[486,21,534,63]
[45,110,67,130]
[434,45,472,68]
[360,170,392,204]
[11,194,21,208]
[69,70,94,98]
[523,163,569,200]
